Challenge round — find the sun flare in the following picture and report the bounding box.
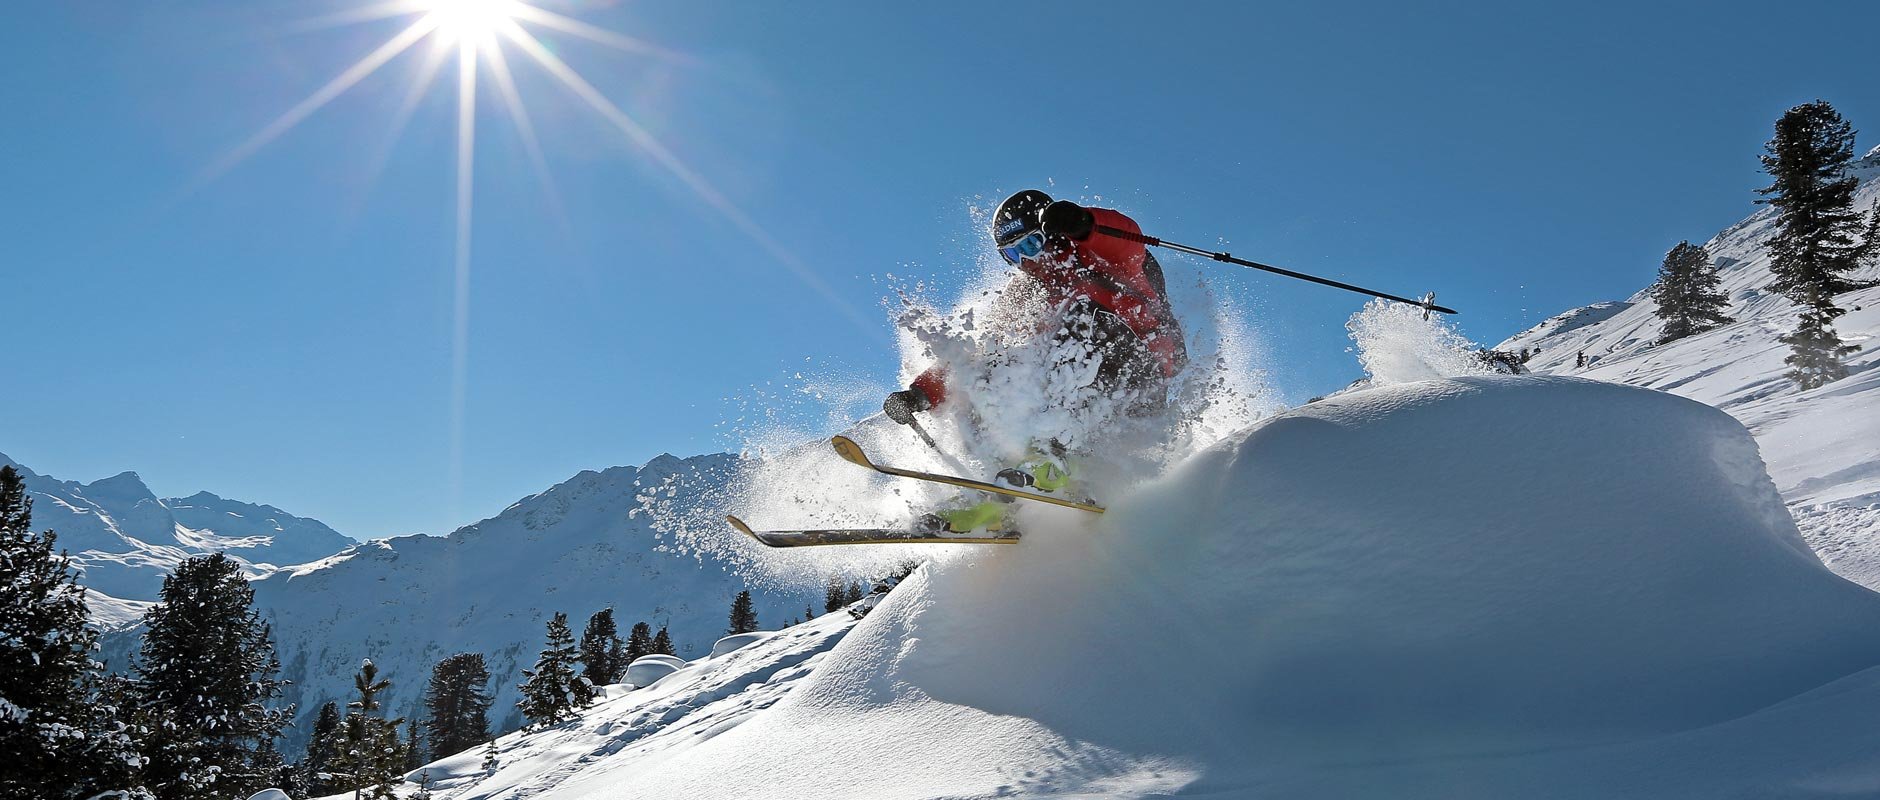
[423,0,521,45]
[201,0,875,509]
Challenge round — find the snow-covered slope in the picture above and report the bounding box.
[396,377,1880,799]
[1498,144,1880,584]
[351,612,860,800]
[0,452,352,616]
[231,453,818,753]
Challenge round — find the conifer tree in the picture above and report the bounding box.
[422,653,492,760]
[1780,306,1859,388]
[480,739,499,774]
[134,553,289,800]
[249,738,285,797]
[1650,241,1733,343]
[578,608,624,687]
[825,576,847,613]
[0,466,149,800]
[845,581,865,605]
[623,621,654,666]
[1758,100,1868,387]
[1861,200,1880,263]
[302,701,342,796]
[805,604,817,621]
[330,659,405,798]
[727,590,760,634]
[605,631,626,683]
[518,612,592,727]
[359,717,404,800]
[650,626,674,656]
[411,770,435,800]
[403,718,423,771]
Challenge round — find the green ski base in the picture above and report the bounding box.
[727,516,1021,548]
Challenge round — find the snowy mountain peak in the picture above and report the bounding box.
[0,453,353,616]
[164,490,353,567]
[85,470,156,500]
[1850,143,1880,181]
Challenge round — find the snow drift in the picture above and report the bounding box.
[539,376,1880,798]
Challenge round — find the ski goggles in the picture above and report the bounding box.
[998,230,1047,264]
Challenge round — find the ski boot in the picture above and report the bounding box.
[915,497,1012,534]
[994,452,1075,494]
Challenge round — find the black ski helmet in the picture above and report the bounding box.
[991,189,1053,246]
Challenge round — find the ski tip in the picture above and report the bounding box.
[830,435,872,469]
[726,515,757,538]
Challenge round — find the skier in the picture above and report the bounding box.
[880,190,1187,533]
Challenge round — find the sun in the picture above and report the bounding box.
[423,0,522,44]
[199,0,878,507]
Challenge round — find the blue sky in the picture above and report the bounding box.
[2,0,1875,538]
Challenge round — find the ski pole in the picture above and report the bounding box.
[904,417,978,477]
[1095,225,1459,316]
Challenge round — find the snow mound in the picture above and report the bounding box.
[623,656,681,688]
[709,632,770,657]
[569,376,1880,798]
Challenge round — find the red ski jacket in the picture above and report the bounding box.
[911,207,1186,408]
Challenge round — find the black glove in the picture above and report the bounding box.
[882,388,931,425]
[1039,200,1095,240]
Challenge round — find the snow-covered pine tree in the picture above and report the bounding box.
[623,622,653,667]
[578,608,623,687]
[332,659,404,797]
[360,715,404,800]
[727,590,760,634]
[824,576,847,613]
[1781,306,1859,389]
[403,718,423,771]
[1650,241,1733,344]
[604,629,627,683]
[302,701,341,796]
[0,465,149,800]
[422,653,492,760]
[517,612,591,727]
[480,739,499,774]
[1860,200,1880,264]
[410,770,434,800]
[1758,100,1868,388]
[845,581,865,605]
[134,553,289,800]
[248,737,284,792]
[650,626,674,656]
[805,604,817,621]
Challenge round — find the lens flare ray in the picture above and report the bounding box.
[498,20,877,334]
[196,15,438,188]
[507,4,690,62]
[482,38,573,238]
[450,38,477,509]
[196,0,882,512]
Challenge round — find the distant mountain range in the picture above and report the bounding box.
[0,452,354,625]
[57,450,815,753]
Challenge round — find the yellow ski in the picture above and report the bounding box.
[829,436,1105,514]
[727,515,1021,548]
